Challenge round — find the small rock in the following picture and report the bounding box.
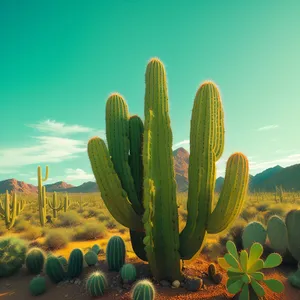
[185,277,203,292]
[160,280,170,287]
[172,280,180,288]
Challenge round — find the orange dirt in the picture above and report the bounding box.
[0,253,300,300]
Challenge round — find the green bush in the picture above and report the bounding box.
[0,237,28,277]
[73,221,106,241]
[44,229,70,250]
[57,211,83,227]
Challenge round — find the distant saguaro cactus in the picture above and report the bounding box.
[48,192,63,218]
[88,58,249,281]
[37,166,49,226]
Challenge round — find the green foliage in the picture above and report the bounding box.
[131,279,155,300]
[45,255,65,283]
[67,248,84,278]
[87,58,249,281]
[84,251,98,266]
[120,263,137,283]
[25,247,46,275]
[242,221,267,249]
[86,271,107,297]
[0,236,27,277]
[29,276,46,296]
[106,236,126,271]
[218,241,284,299]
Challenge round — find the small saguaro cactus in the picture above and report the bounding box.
[25,247,46,275]
[87,58,249,281]
[86,271,107,297]
[131,279,155,300]
[45,255,65,283]
[0,191,18,229]
[106,236,126,271]
[37,166,49,226]
[48,192,63,218]
[67,248,84,278]
[218,241,284,299]
[63,193,70,212]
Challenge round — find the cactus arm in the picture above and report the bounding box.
[285,209,300,262]
[143,58,181,281]
[106,94,143,215]
[128,115,144,206]
[207,152,249,233]
[88,137,143,231]
[179,82,223,259]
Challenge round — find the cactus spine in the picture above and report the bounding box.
[0,191,18,229]
[37,166,49,226]
[48,192,63,218]
[87,58,249,281]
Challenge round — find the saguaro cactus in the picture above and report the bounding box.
[0,191,18,229]
[48,192,63,218]
[88,58,249,281]
[63,193,70,212]
[37,166,49,226]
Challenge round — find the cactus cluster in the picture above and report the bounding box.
[88,58,249,281]
[106,236,126,271]
[218,241,284,299]
[0,191,25,229]
[243,210,300,289]
[45,255,66,283]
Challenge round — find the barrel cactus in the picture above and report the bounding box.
[29,276,46,296]
[85,250,98,266]
[91,244,101,255]
[0,236,27,277]
[242,221,267,249]
[106,236,126,271]
[132,279,155,300]
[58,255,68,269]
[87,58,249,281]
[67,248,84,278]
[86,271,107,297]
[120,263,137,284]
[25,247,46,275]
[45,255,65,283]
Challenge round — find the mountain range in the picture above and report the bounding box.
[1,148,299,194]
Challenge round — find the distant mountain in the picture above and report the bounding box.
[63,181,99,193]
[0,179,37,194]
[45,181,74,192]
[173,147,189,192]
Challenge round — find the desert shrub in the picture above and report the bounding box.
[256,203,269,212]
[73,221,106,241]
[57,211,83,227]
[14,219,30,232]
[0,236,28,277]
[97,212,111,223]
[0,222,6,235]
[21,226,42,240]
[240,206,257,222]
[44,229,70,250]
[105,218,120,230]
[263,204,293,222]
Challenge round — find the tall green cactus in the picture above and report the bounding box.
[87,58,249,281]
[48,192,63,218]
[38,166,49,226]
[0,191,18,229]
[63,193,70,212]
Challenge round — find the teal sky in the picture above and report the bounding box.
[1,0,300,186]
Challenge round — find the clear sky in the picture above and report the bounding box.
[0,0,300,186]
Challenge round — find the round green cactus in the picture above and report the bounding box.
[85,251,98,266]
[242,221,267,249]
[0,237,27,277]
[91,244,101,255]
[106,236,126,271]
[132,279,155,300]
[67,248,84,278]
[120,263,137,283]
[29,276,46,296]
[86,271,107,297]
[218,241,284,299]
[45,255,65,283]
[25,247,46,275]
